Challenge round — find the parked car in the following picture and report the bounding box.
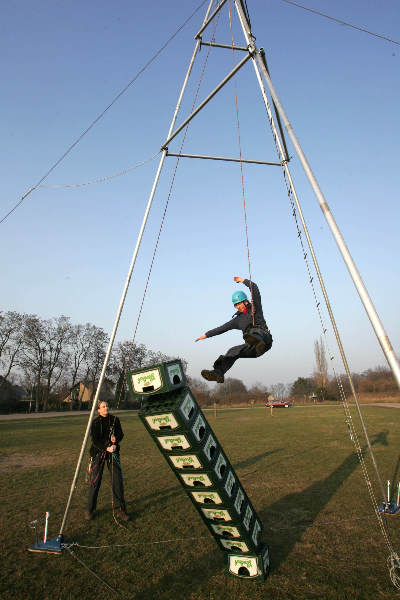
[265,400,292,408]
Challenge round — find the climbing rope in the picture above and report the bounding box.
[280,0,400,46]
[65,535,210,550]
[228,0,255,326]
[38,152,160,189]
[65,545,124,598]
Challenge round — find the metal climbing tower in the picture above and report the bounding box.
[56,1,400,583]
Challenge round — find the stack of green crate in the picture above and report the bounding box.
[128,360,269,581]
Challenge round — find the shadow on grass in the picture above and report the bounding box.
[130,484,185,517]
[233,448,283,471]
[260,430,388,573]
[133,546,225,600]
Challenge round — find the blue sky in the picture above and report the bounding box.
[1,0,399,389]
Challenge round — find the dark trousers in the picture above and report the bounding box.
[213,328,273,375]
[88,453,126,513]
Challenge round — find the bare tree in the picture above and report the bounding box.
[0,311,25,385]
[82,325,109,406]
[187,377,210,395]
[111,340,147,406]
[145,349,188,374]
[21,315,72,411]
[314,336,328,396]
[113,340,147,373]
[212,378,247,405]
[248,381,268,395]
[21,315,47,412]
[42,316,72,410]
[270,383,287,401]
[68,323,100,409]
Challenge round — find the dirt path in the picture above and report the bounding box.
[1,403,399,420]
[0,409,134,420]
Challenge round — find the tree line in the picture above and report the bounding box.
[290,336,398,401]
[1,311,397,413]
[0,311,186,412]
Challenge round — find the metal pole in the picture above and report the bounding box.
[161,52,252,150]
[234,0,400,390]
[166,151,281,166]
[58,0,215,538]
[44,512,50,544]
[200,41,248,51]
[195,0,228,39]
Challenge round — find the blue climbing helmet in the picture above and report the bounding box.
[232,290,248,305]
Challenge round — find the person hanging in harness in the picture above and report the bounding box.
[195,276,272,383]
[86,400,130,521]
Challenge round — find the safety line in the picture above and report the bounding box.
[38,152,160,189]
[65,545,124,597]
[0,0,209,226]
[280,0,400,46]
[67,535,210,550]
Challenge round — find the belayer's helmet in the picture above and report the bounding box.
[232,290,248,305]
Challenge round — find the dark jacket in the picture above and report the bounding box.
[205,279,270,338]
[89,414,124,458]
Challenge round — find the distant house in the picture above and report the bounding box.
[63,380,114,406]
[0,377,28,412]
[63,382,93,405]
[0,376,27,400]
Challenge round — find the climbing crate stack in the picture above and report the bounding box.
[128,360,270,580]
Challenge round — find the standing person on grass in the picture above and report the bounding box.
[86,400,130,521]
[195,276,273,383]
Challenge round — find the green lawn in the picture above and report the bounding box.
[1,405,400,600]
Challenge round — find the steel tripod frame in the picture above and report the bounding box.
[59,0,399,541]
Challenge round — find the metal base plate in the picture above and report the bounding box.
[28,535,64,554]
[377,501,400,516]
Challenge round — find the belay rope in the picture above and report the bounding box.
[229,0,255,326]
[107,416,128,529]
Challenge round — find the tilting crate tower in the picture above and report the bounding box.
[128,360,270,580]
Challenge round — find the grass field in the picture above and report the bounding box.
[2,404,400,600]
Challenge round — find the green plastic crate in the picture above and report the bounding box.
[225,543,270,580]
[139,387,197,434]
[128,360,186,398]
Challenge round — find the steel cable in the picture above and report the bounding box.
[0,0,209,225]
